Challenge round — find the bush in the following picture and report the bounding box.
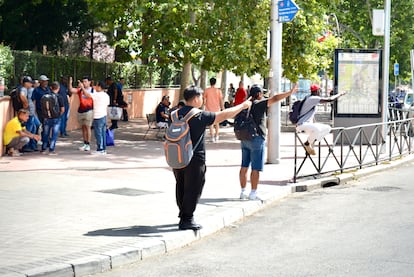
[0,44,14,91]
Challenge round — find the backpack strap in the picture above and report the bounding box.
[170,109,180,123]
[297,96,314,121]
[182,108,201,122]
[170,108,201,123]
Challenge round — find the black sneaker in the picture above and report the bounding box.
[179,219,202,231]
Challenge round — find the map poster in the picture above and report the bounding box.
[334,49,383,117]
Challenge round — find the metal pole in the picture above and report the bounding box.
[382,0,391,152]
[268,0,282,164]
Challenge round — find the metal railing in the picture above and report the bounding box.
[3,50,180,92]
[293,108,414,182]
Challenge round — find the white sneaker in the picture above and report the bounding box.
[78,144,86,151]
[91,150,107,155]
[240,192,248,200]
[248,192,261,201]
[215,135,219,142]
[84,144,91,151]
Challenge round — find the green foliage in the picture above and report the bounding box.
[2,0,414,87]
[0,0,92,51]
[336,0,414,83]
[282,0,341,82]
[0,43,14,85]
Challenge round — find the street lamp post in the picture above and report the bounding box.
[267,0,283,164]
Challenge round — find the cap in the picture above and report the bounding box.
[183,86,203,101]
[39,75,49,81]
[249,84,264,97]
[310,84,321,92]
[22,76,33,83]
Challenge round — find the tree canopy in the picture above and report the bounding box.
[1,0,413,85]
[0,0,92,52]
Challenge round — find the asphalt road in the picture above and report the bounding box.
[93,160,414,277]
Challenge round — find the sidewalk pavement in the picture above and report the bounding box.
[0,118,412,277]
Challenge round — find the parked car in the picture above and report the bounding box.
[402,91,413,112]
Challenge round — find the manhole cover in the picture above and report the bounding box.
[363,186,401,192]
[96,187,161,196]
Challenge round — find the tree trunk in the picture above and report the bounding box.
[200,69,207,90]
[221,70,227,103]
[180,61,191,97]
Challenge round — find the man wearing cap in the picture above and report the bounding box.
[156,95,170,128]
[296,84,346,155]
[19,76,41,152]
[238,83,298,201]
[32,74,51,125]
[173,86,252,231]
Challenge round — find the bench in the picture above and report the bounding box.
[144,113,167,139]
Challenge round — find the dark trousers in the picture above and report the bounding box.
[173,158,206,221]
[110,119,118,128]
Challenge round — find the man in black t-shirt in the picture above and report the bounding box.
[156,95,170,128]
[173,86,251,231]
[40,82,65,155]
[239,84,298,201]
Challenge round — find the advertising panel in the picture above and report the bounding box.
[334,49,383,118]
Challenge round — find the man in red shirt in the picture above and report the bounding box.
[233,81,247,106]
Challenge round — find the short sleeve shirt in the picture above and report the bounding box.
[156,103,169,123]
[234,88,247,106]
[250,99,268,139]
[177,106,215,162]
[91,92,110,119]
[297,96,320,125]
[3,116,24,146]
[32,86,51,110]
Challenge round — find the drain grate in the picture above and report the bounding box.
[363,186,401,192]
[96,187,162,196]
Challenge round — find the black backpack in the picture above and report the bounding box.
[10,87,23,112]
[40,93,60,119]
[233,108,259,140]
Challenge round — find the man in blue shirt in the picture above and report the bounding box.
[32,75,51,125]
[117,77,128,121]
[58,76,71,137]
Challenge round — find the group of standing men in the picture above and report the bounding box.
[3,75,127,156]
[171,79,346,231]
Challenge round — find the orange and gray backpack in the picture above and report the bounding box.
[164,108,201,169]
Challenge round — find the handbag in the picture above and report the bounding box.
[107,106,123,120]
[233,108,259,141]
[106,128,115,146]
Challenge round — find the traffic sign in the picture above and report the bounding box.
[278,0,299,23]
[394,62,399,76]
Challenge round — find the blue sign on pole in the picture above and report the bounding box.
[394,63,399,76]
[278,0,299,23]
